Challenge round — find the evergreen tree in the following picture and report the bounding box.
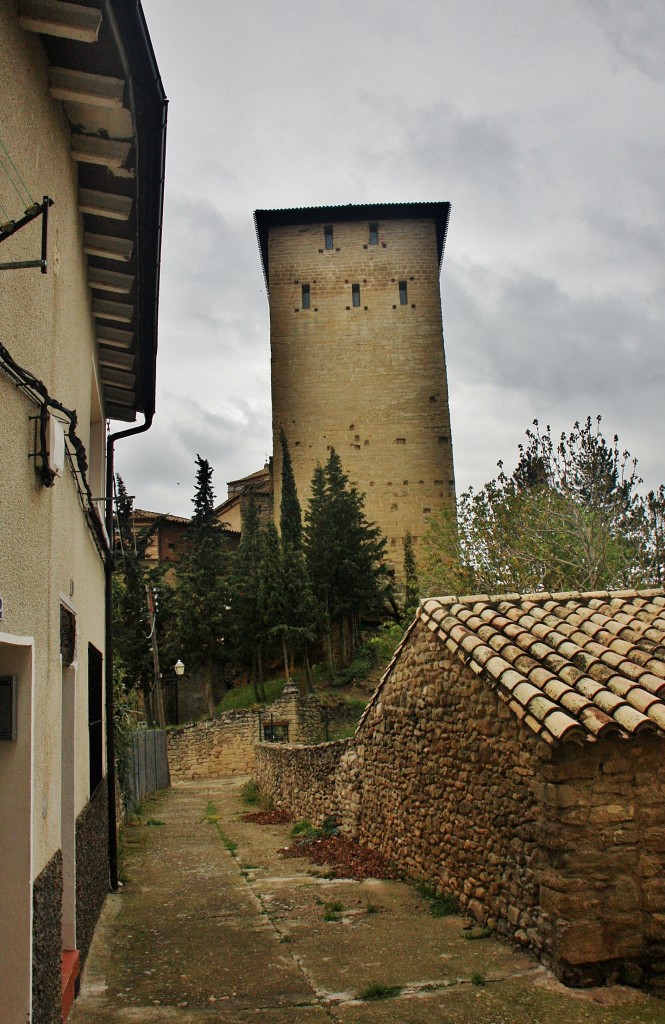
[403,530,419,617]
[305,448,391,671]
[175,455,232,716]
[271,432,316,691]
[279,426,302,549]
[230,495,267,701]
[112,475,175,725]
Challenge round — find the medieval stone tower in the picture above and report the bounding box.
[254,202,455,564]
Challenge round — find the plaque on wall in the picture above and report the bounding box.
[0,676,17,741]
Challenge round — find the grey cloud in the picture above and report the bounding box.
[586,0,665,81]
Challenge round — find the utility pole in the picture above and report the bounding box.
[146,585,166,729]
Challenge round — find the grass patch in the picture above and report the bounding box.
[416,882,458,917]
[462,926,493,940]
[216,676,285,713]
[291,819,313,837]
[323,900,344,922]
[365,901,380,915]
[241,780,262,805]
[470,971,486,986]
[240,779,274,811]
[203,801,219,823]
[358,982,402,1001]
[203,801,237,856]
[145,818,164,827]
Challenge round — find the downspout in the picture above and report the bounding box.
[105,414,153,891]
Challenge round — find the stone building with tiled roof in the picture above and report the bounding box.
[256,588,665,992]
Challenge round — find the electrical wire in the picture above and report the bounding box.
[0,133,34,207]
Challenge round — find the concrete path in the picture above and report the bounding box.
[71,778,665,1023]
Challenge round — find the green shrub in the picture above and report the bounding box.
[358,983,402,1001]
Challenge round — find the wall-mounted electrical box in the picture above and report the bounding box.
[46,412,65,478]
[0,676,18,740]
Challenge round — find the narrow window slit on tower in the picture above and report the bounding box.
[369,222,378,245]
[324,224,333,250]
[352,283,360,307]
[302,283,310,309]
[399,280,408,305]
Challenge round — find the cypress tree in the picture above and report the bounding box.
[279,426,302,549]
[230,495,267,701]
[175,455,231,716]
[403,530,419,617]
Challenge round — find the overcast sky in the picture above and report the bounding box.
[116,0,665,518]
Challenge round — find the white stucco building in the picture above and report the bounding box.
[0,2,166,1020]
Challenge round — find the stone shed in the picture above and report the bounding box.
[256,588,665,992]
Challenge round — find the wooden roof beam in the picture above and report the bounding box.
[101,367,136,389]
[84,232,133,262]
[97,348,135,370]
[71,135,132,171]
[18,1,102,43]
[96,326,134,350]
[49,67,125,108]
[87,267,134,294]
[79,189,132,221]
[92,298,134,323]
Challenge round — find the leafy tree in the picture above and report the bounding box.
[175,455,232,716]
[305,448,391,672]
[422,416,664,596]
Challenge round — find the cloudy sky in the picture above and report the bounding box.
[116,0,665,518]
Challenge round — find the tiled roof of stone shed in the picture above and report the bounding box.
[417,589,665,745]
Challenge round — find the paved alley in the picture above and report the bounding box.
[70,778,665,1023]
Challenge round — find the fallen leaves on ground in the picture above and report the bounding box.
[280,835,399,880]
[241,810,294,824]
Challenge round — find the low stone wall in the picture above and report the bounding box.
[167,685,326,781]
[254,738,353,824]
[167,710,259,779]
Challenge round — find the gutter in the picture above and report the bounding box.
[104,0,167,891]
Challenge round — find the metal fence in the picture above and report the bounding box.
[127,729,170,807]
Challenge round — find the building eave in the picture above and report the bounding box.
[22,0,167,421]
[254,201,451,297]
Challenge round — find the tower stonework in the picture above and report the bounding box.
[255,203,455,564]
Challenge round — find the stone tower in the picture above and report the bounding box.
[254,202,455,564]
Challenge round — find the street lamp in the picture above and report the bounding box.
[173,659,185,725]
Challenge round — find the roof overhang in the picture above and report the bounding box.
[20,0,167,422]
[254,202,451,297]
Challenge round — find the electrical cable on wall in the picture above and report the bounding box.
[0,339,110,562]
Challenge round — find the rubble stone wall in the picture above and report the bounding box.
[167,686,325,780]
[254,739,353,825]
[253,621,665,991]
[540,735,665,992]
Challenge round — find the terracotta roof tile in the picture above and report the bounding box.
[417,588,665,745]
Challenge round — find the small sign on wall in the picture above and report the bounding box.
[0,676,17,741]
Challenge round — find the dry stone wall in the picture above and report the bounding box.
[254,621,665,991]
[254,739,353,825]
[167,685,325,780]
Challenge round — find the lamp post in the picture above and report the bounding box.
[173,659,184,725]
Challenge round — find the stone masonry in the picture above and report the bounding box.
[167,684,324,781]
[254,591,665,993]
[255,204,456,568]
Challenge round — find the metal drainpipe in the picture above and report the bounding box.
[105,412,154,891]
